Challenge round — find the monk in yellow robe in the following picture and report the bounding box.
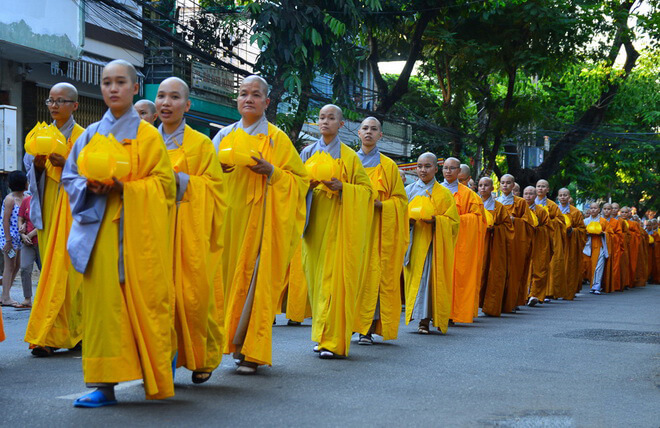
[353,117,408,344]
[301,104,373,359]
[557,188,587,299]
[478,177,513,317]
[583,203,609,294]
[24,82,84,259]
[212,75,308,373]
[156,77,226,384]
[441,157,486,324]
[63,60,176,407]
[496,175,534,312]
[524,186,552,306]
[535,180,566,301]
[24,83,84,357]
[403,152,459,333]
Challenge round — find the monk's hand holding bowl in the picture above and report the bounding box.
[322,178,343,192]
[249,152,274,177]
[49,153,67,167]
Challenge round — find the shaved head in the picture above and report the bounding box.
[445,157,459,167]
[242,75,269,96]
[320,104,343,120]
[459,164,470,176]
[134,99,156,115]
[418,152,438,164]
[501,174,514,182]
[105,59,137,84]
[51,82,78,102]
[360,116,381,130]
[590,202,599,209]
[160,76,190,100]
[603,203,612,209]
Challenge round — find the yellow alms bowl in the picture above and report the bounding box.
[564,214,572,228]
[586,221,603,235]
[408,196,434,221]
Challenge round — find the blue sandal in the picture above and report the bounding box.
[73,390,118,408]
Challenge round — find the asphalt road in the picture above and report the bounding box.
[1,282,658,427]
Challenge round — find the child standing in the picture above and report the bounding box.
[1,171,29,308]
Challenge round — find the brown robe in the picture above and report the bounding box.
[480,201,514,316]
[529,205,552,300]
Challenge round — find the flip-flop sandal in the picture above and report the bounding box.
[417,326,429,334]
[192,371,212,384]
[73,390,118,408]
[1,301,19,307]
[12,303,31,309]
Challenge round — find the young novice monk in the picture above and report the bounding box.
[496,174,534,312]
[353,117,408,345]
[156,77,225,384]
[478,177,513,317]
[24,82,85,357]
[583,203,609,294]
[301,104,373,359]
[213,75,308,374]
[403,153,459,334]
[63,59,176,407]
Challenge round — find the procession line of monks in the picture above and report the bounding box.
[0,60,657,408]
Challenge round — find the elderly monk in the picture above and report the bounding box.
[24,82,84,357]
[524,186,551,306]
[441,157,486,323]
[535,180,566,301]
[403,152,459,333]
[557,188,587,299]
[496,174,534,312]
[301,104,373,359]
[353,117,408,345]
[584,203,609,294]
[601,203,623,292]
[458,164,471,186]
[134,99,158,125]
[156,77,225,384]
[478,177,513,316]
[212,75,308,373]
[513,183,521,197]
[63,59,176,406]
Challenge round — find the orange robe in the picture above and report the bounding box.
[542,199,566,299]
[653,231,660,283]
[626,220,642,287]
[449,183,486,323]
[619,220,631,288]
[499,196,534,310]
[479,201,513,316]
[562,205,587,299]
[584,217,609,290]
[605,217,623,292]
[632,223,647,287]
[529,205,551,300]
